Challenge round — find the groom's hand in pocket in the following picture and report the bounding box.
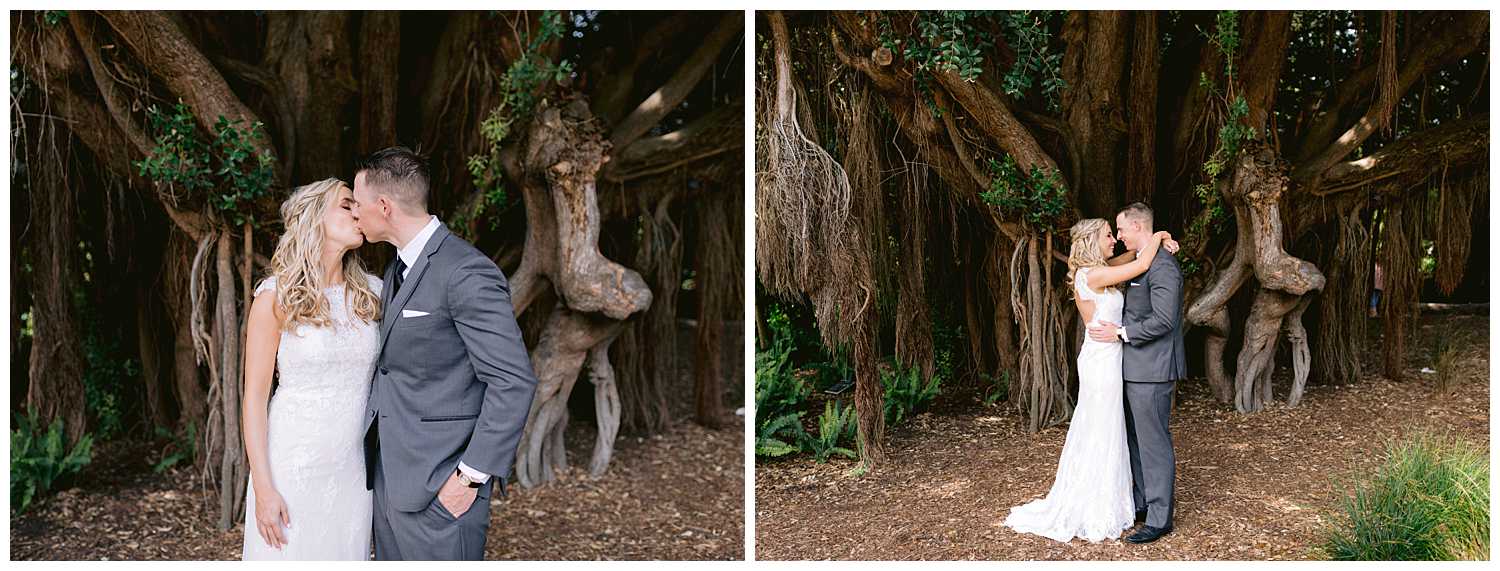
[438,471,478,517]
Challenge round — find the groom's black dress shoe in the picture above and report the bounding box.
[1126,525,1172,544]
[1134,509,1148,523]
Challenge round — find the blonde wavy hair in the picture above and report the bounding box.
[267,178,381,331]
[1066,218,1112,297]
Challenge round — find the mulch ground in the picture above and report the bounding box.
[12,325,746,561]
[754,313,1489,560]
[10,415,744,561]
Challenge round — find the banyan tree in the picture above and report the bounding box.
[12,10,743,528]
[755,10,1488,465]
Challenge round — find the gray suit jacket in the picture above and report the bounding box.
[1120,250,1187,382]
[363,222,539,512]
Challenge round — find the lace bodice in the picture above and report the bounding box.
[254,275,383,402]
[1074,267,1124,328]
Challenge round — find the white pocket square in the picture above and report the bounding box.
[401,310,431,318]
[1129,282,1141,287]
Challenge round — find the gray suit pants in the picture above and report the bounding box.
[372,450,491,560]
[1123,380,1176,529]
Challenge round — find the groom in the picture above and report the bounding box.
[351,147,539,560]
[1087,202,1186,544]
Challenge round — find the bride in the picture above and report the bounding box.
[1002,218,1175,543]
[241,178,382,560]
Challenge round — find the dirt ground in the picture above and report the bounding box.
[754,313,1489,560]
[12,324,746,561]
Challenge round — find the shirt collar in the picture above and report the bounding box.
[397,216,441,269]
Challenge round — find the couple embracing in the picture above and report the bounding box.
[1004,202,1186,545]
[240,147,539,560]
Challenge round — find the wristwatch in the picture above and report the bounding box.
[456,469,484,489]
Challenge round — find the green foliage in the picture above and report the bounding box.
[979,154,1068,231]
[807,401,858,463]
[877,11,994,116]
[999,10,1066,112]
[1184,11,1257,262]
[754,345,809,429]
[43,11,67,26]
[1320,431,1489,560]
[930,307,964,387]
[754,412,806,458]
[152,422,197,474]
[74,242,136,441]
[805,350,852,392]
[1418,239,1437,278]
[136,102,276,226]
[881,361,941,427]
[981,371,1010,405]
[908,11,993,83]
[11,407,93,514]
[461,11,574,240]
[754,307,811,442]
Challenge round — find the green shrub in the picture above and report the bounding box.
[981,371,1010,405]
[11,407,93,513]
[1320,431,1489,560]
[754,412,805,458]
[153,422,197,474]
[881,360,941,427]
[755,342,807,417]
[806,401,857,463]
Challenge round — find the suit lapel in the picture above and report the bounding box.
[379,253,399,332]
[378,223,451,353]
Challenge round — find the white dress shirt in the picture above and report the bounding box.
[394,216,490,485]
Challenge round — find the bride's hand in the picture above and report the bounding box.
[255,485,291,549]
[1163,237,1180,254]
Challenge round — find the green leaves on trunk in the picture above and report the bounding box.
[135,102,276,226]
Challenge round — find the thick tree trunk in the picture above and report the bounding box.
[692,192,737,429]
[1124,12,1159,204]
[263,11,356,183]
[1204,143,1325,412]
[508,97,652,486]
[357,11,401,151]
[25,160,89,443]
[1061,10,1128,217]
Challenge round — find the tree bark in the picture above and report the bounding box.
[1124,12,1159,204]
[1061,11,1128,216]
[357,11,401,152]
[213,234,247,530]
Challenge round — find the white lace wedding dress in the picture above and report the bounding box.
[1003,266,1134,542]
[242,275,380,560]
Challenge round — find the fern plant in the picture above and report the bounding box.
[754,412,806,458]
[11,407,93,513]
[806,401,857,463]
[881,361,942,427]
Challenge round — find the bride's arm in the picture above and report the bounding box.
[242,291,289,548]
[1086,231,1170,291]
[1105,251,1134,266]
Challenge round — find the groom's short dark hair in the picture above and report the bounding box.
[355,146,430,213]
[1119,202,1153,229]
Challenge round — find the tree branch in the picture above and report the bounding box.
[98,11,273,159]
[609,13,742,152]
[1292,12,1487,182]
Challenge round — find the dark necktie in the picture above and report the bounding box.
[390,258,407,299]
